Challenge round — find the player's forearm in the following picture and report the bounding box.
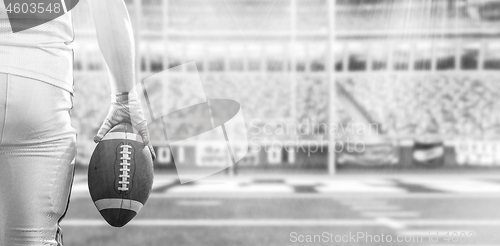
[89,0,135,94]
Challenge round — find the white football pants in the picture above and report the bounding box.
[0,73,76,246]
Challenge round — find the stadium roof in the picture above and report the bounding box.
[73,0,500,36]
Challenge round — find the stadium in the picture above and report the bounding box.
[64,0,500,245]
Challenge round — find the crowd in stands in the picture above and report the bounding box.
[71,73,110,164]
[71,73,296,162]
[71,71,500,164]
[296,76,328,127]
[202,74,291,122]
[71,72,342,148]
[339,73,500,137]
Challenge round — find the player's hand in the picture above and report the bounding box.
[94,92,156,160]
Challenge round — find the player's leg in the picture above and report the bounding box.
[0,73,76,246]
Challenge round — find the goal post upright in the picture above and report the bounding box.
[162,0,169,73]
[290,0,297,139]
[327,0,337,175]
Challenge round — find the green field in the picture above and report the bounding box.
[61,176,500,246]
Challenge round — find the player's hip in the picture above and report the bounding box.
[0,73,75,146]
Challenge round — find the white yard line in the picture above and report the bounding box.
[361,211,421,218]
[375,217,407,230]
[339,198,402,211]
[338,199,391,205]
[152,180,178,189]
[60,219,500,227]
[68,192,500,200]
[350,206,401,211]
[176,200,222,206]
[61,219,381,227]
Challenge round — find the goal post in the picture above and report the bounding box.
[327,0,337,175]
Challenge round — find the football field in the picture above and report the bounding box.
[62,175,500,246]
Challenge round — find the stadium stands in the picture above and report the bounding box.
[339,73,500,137]
[69,0,500,167]
[72,73,110,164]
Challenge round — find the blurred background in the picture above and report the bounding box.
[63,0,500,245]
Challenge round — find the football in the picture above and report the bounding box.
[88,123,154,227]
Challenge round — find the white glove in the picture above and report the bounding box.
[94,91,156,160]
